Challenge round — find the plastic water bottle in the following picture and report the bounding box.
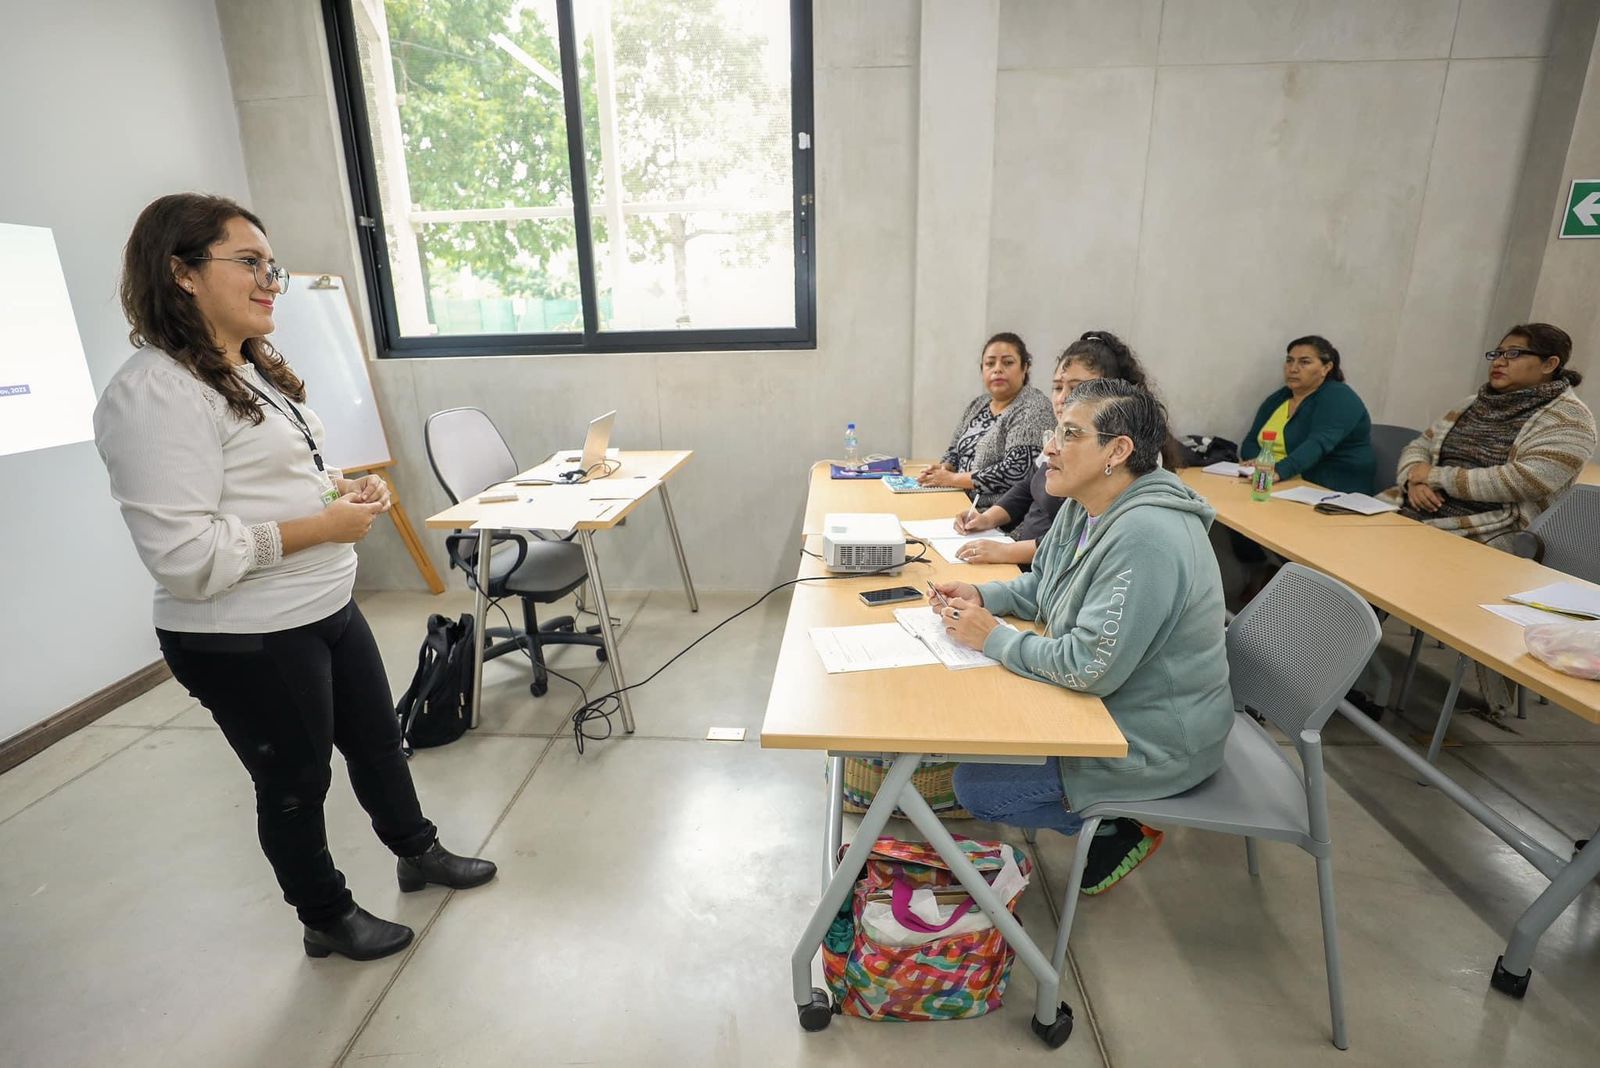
[844,423,860,466]
[1250,430,1278,502]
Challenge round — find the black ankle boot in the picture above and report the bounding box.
[302,905,413,961]
[397,840,497,892]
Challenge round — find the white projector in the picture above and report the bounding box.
[821,513,906,573]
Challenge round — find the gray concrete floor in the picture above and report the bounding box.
[3,591,1599,1066]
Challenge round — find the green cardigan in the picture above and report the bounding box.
[1239,380,1377,493]
[977,470,1235,810]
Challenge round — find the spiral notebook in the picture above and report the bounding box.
[883,474,965,494]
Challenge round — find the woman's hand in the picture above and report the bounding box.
[340,474,393,512]
[954,507,1000,535]
[940,597,998,650]
[919,467,968,489]
[321,497,386,543]
[916,463,948,484]
[930,580,981,608]
[956,538,1021,565]
[1407,480,1444,513]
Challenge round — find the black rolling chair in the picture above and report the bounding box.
[424,407,606,698]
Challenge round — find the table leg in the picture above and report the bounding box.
[578,529,635,733]
[895,779,1069,1035]
[470,530,492,729]
[657,483,699,612]
[791,753,919,1009]
[1496,834,1600,994]
[823,755,845,893]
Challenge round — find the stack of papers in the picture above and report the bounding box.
[1270,486,1399,515]
[894,607,998,670]
[901,519,1014,565]
[1202,461,1252,478]
[1480,604,1581,629]
[809,624,938,673]
[1507,583,1600,620]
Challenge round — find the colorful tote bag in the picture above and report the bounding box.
[823,835,1031,1021]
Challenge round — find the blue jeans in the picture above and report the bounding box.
[953,759,1085,836]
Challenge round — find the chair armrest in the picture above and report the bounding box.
[444,530,529,590]
[1508,530,1543,561]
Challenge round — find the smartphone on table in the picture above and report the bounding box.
[859,586,922,607]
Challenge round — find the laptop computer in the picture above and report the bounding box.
[558,410,617,477]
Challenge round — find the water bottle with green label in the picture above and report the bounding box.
[1251,430,1278,501]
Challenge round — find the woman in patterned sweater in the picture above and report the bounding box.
[1392,323,1595,546]
[918,332,1056,508]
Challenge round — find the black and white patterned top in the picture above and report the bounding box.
[940,385,1056,509]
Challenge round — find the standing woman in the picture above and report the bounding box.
[94,194,494,962]
[918,332,1056,508]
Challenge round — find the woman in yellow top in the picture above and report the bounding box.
[1238,335,1376,493]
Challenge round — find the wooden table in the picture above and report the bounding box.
[764,461,1123,1044]
[1180,464,1600,999]
[425,450,697,732]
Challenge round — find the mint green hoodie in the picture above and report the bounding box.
[977,469,1234,810]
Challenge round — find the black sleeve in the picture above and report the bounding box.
[993,466,1036,524]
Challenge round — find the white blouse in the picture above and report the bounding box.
[93,347,357,633]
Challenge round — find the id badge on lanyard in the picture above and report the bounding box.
[244,379,338,506]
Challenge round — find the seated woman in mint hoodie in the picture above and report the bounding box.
[1239,335,1376,493]
[932,379,1234,896]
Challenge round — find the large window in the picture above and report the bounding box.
[324,0,814,356]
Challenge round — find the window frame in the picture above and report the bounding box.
[322,0,816,358]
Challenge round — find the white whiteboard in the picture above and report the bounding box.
[0,222,97,457]
[267,273,391,471]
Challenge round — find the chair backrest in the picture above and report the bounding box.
[1370,423,1419,490]
[1527,484,1600,584]
[1226,563,1382,740]
[424,407,519,503]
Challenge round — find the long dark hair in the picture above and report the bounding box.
[121,193,303,424]
[1286,334,1345,382]
[982,331,1032,385]
[1059,330,1183,469]
[1506,322,1583,387]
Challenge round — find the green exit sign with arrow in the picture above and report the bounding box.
[1559,179,1600,238]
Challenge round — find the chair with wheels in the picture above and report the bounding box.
[1050,563,1382,1050]
[424,407,606,698]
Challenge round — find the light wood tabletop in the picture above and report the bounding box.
[763,463,1126,758]
[1582,462,1600,487]
[1180,468,1600,723]
[801,461,977,534]
[425,450,693,532]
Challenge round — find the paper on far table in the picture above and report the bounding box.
[809,623,939,674]
[895,606,998,670]
[1202,461,1252,478]
[1270,487,1399,515]
[1507,582,1600,620]
[1480,603,1582,629]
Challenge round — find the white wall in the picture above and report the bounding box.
[214,0,1590,596]
[0,0,251,740]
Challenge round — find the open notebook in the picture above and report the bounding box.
[1270,486,1398,516]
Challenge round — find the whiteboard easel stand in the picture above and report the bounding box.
[340,460,446,595]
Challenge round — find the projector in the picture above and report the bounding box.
[821,513,906,573]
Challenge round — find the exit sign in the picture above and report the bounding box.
[1559,179,1600,238]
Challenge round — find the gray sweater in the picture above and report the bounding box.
[940,386,1056,508]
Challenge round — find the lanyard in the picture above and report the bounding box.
[243,379,326,473]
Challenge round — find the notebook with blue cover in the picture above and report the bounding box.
[883,474,965,494]
[830,457,903,480]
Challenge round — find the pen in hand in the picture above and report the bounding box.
[927,581,949,609]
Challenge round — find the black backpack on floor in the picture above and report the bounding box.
[395,613,476,755]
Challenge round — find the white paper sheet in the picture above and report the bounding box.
[1203,461,1252,478]
[928,536,1013,564]
[1269,487,1399,514]
[809,624,939,674]
[894,607,999,670]
[1480,603,1582,629]
[902,518,963,540]
[1507,582,1600,620]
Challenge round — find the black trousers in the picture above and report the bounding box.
[158,600,436,927]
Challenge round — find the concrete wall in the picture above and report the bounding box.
[0,0,251,740]
[214,0,1588,596]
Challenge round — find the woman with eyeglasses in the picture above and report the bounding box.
[954,330,1179,568]
[917,331,1056,508]
[94,194,494,962]
[1392,323,1595,541]
[1238,335,1376,494]
[931,380,1233,896]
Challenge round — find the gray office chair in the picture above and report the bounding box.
[1370,423,1420,492]
[424,407,605,698]
[1405,484,1600,758]
[1050,564,1381,1051]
